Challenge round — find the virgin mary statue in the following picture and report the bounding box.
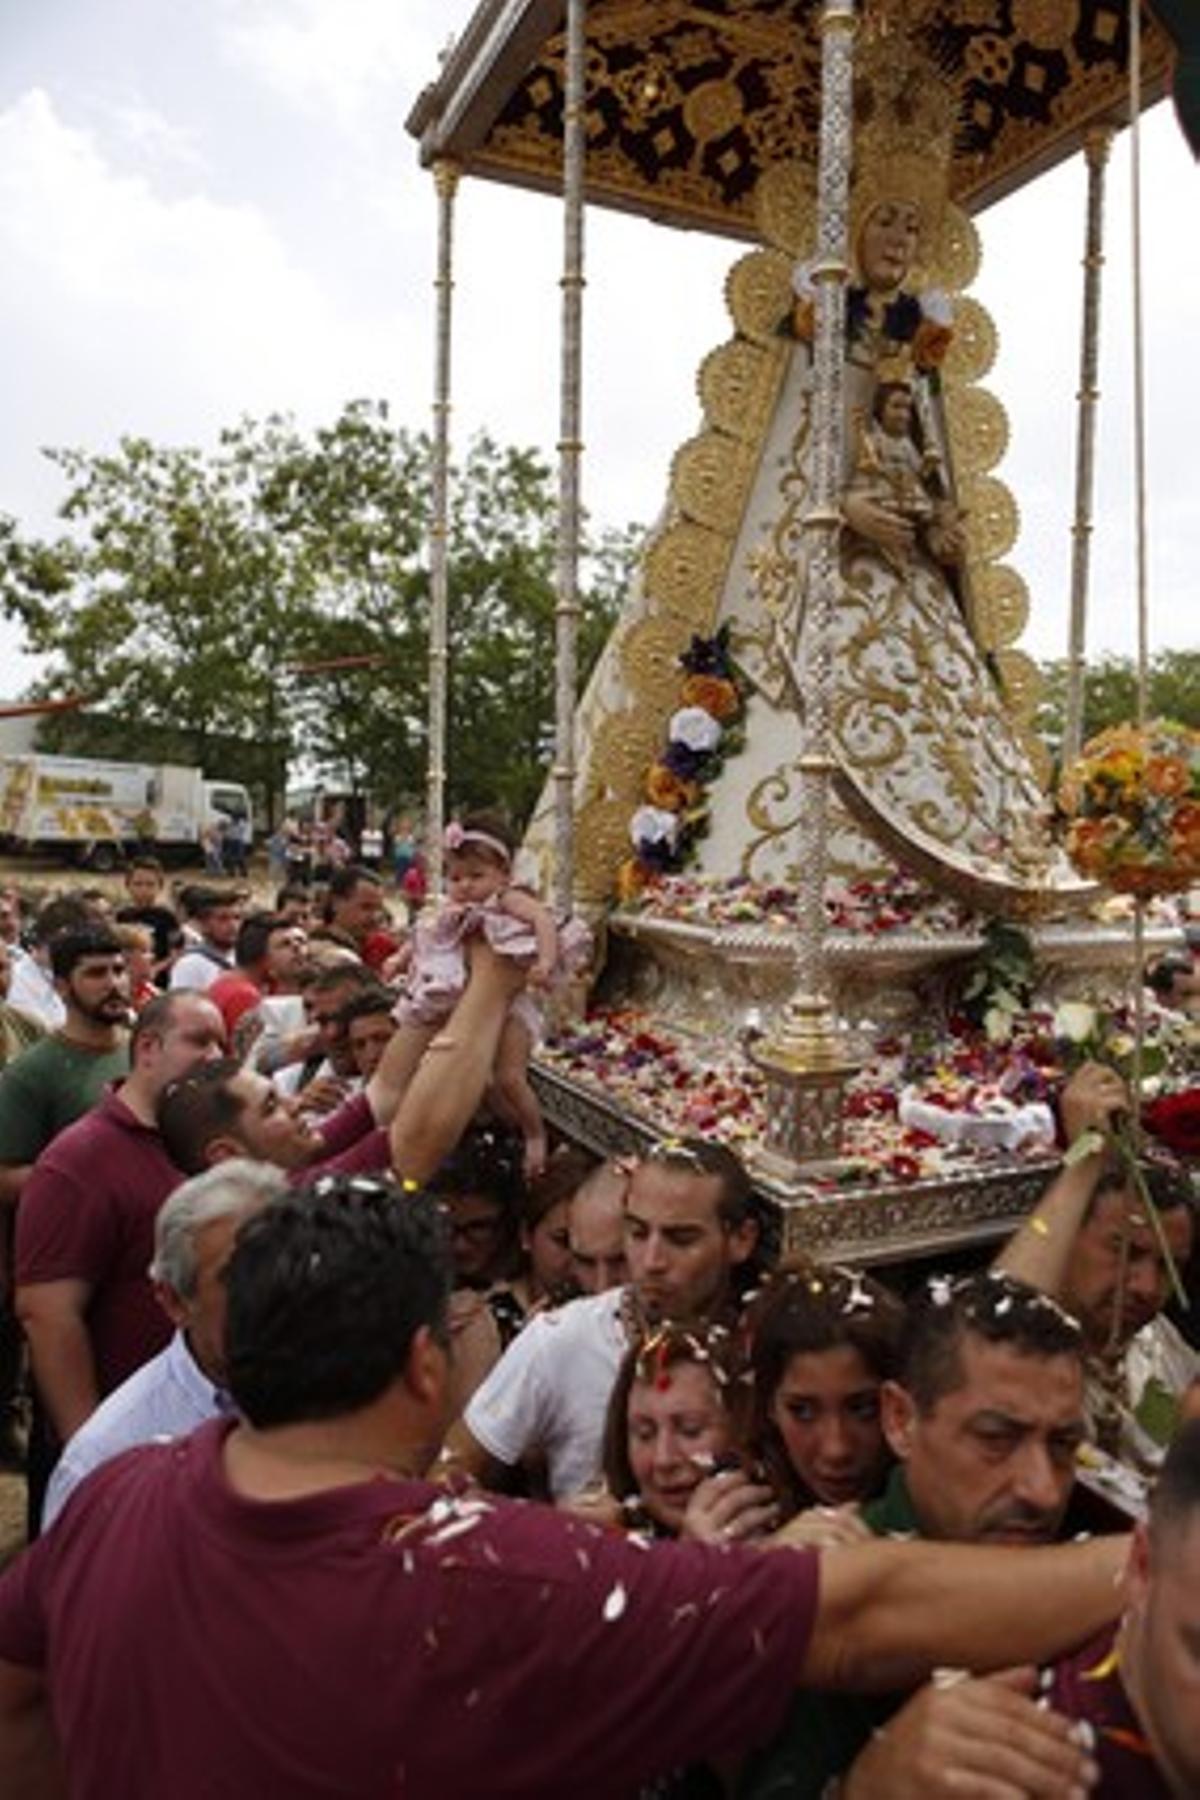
[531,36,1090,916]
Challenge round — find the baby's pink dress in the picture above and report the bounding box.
[396,893,589,1042]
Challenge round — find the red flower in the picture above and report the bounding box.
[888,1154,922,1181]
[1142,1090,1200,1159]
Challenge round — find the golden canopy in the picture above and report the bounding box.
[408,1,1175,232]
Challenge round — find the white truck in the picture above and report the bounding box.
[0,753,253,871]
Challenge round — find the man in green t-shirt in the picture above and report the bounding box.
[740,1271,1092,1800]
[0,925,131,1177]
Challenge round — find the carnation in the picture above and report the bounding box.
[669,707,722,754]
[630,805,679,851]
[1053,1001,1099,1045]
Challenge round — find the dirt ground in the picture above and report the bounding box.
[0,847,276,912]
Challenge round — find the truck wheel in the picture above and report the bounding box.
[86,841,121,874]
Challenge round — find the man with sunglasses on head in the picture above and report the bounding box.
[442,1136,770,1500]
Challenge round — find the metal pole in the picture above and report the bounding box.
[792,0,857,1004]
[1063,126,1113,766]
[749,0,861,1177]
[425,158,460,898]
[554,0,587,919]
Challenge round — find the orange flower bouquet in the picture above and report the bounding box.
[1059,720,1200,896]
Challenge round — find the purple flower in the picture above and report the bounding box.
[636,837,678,872]
[680,625,734,679]
[663,739,709,780]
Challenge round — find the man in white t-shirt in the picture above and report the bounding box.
[442,1138,766,1499]
[169,892,241,993]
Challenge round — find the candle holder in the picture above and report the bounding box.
[747,991,862,1185]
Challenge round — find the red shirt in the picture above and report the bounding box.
[295,1091,390,1181]
[0,1419,819,1799]
[15,1089,177,1397]
[1044,1625,1170,1798]
[205,971,264,1037]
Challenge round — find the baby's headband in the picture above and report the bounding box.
[444,821,511,866]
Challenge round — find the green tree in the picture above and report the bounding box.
[0,434,296,820]
[1036,650,1200,753]
[0,403,637,829]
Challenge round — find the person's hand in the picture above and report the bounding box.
[527,958,555,993]
[1179,1378,1200,1426]
[770,1503,873,1553]
[558,1481,624,1531]
[842,1668,1099,1800]
[843,493,916,558]
[381,942,412,984]
[295,1073,350,1116]
[925,502,967,566]
[1060,1061,1129,1146]
[680,1468,780,1545]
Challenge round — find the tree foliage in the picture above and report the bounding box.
[0,403,636,826]
[1035,651,1200,752]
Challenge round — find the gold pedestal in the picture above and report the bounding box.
[748,992,862,1187]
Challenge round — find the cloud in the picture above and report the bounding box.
[217,0,442,134]
[107,100,208,174]
[0,86,410,453]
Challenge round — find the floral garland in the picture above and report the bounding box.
[1058,719,1200,897]
[542,995,1197,1187]
[618,870,974,935]
[617,626,748,903]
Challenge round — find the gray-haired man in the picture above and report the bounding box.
[42,1159,285,1527]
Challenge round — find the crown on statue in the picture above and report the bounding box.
[849,26,960,276]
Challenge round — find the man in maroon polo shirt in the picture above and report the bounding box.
[15,990,225,1526]
[1042,1418,1200,1797]
[158,941,533,1188]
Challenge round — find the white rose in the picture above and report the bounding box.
[984,1005,1015,1045]
[919,287,953,326]
[630,806,679,850]
[1053,1001,1098,1044]
[668,707,722,753]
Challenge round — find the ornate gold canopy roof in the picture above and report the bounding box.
[408,1,1174,231]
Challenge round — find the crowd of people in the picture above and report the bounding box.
[0,837,1196,1797]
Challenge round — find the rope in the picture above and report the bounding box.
[1129,0,1150,729]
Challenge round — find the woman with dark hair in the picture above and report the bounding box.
[747,1261,905,1522]
[599,1327,779,1800]
[601,1325,777,1543]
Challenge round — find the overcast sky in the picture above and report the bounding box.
[1,0,1196,699]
